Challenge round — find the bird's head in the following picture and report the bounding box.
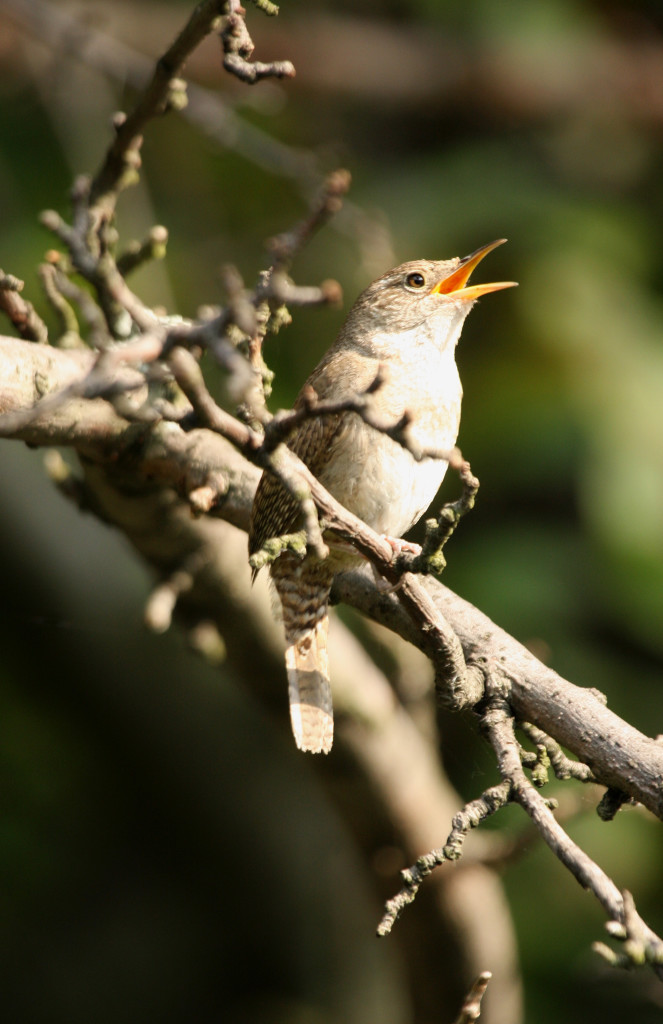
[347,239,517,344]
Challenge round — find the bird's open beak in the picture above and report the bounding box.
[430,239,517,300]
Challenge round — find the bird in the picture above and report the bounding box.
[249,239,516,754]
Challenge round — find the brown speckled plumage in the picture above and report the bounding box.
[249,243,514,753]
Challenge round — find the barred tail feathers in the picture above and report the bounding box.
[285,615,333,754]
[276,570,333,754]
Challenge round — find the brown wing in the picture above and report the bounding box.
[248,345,379,558]
[248,411,345,556]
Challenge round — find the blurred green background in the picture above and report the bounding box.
[0,0,662,1021]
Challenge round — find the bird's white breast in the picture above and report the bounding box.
[318,335,462,538]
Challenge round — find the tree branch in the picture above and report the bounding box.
[335,567,663,820]
[0,333,661,819]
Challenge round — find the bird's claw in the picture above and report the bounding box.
[381,535,422,558]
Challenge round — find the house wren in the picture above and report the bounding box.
[249,239,515,753]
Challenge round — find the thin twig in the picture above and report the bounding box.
[246,170,349,393]
[38,262,82,347]
[596,787,633,821]
[116,225,169,277]
[377,780,511,936]
[222,0,295,84]
[143,550,211,633]
[89,0,228,218]
[167,345,328,560]
[259,371,452,464]
[39,208,157,337]
[409,453,480,576]
[44,264,112,350]
[267,169,352,268]
[518,721,597,783]
[0,270,49,343]
[453,972,492,1024]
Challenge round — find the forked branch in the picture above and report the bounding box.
[379,673,663,978]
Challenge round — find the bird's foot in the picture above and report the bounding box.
[370,535,423,594]
[381,535,422,558]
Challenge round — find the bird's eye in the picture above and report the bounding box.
[405,271,426,290]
